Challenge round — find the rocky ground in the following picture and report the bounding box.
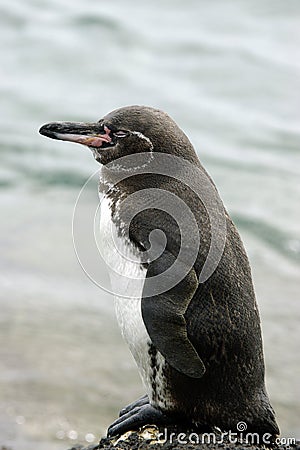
[68,426,299,450]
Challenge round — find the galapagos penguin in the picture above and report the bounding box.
[39,105,279,439]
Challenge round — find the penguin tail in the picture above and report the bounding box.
[251,400,280,440]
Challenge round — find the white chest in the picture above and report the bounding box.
[99,197,151,380]
[99,195,171,408]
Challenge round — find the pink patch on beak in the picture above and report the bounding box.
[54,125,112,148]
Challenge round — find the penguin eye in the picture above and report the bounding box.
[113,130,128,138]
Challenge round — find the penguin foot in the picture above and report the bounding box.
[107,403,170,437]
[119,394,149,417]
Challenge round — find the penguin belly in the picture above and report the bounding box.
[99,196,172,409]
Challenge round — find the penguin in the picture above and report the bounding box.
[39,105,279,439]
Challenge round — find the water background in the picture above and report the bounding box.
[0,0,299,448]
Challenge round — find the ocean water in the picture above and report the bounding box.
[0,0,299,448]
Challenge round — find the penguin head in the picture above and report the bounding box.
[39,105,197,165]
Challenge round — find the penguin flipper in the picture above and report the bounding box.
[141,251,205,378]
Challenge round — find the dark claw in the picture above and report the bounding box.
[119,394,149,417]
[107,403,170,438]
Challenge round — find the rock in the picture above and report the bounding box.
[67,426,300,450]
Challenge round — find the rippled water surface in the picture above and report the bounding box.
[0,0,299,448]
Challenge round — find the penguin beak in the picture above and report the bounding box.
[39,121,113,148]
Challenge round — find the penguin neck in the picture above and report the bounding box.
[99,165,130,208]
[99,163,157,209]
